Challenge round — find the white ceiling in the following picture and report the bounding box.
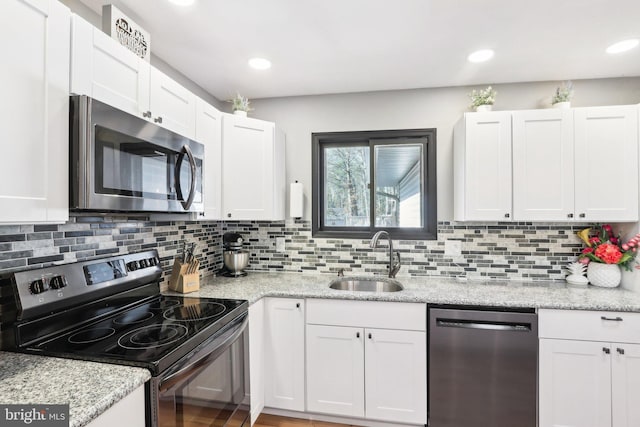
[79,0,640,100]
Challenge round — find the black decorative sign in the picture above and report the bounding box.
[102,5,151,62]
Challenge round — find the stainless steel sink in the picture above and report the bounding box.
[329,277,403,292]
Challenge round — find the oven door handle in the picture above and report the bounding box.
[159,312,248,392]
[175,144,197,210]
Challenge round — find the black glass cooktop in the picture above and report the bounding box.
[24,295,247,375]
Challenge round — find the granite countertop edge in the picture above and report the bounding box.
[0,352,151,427]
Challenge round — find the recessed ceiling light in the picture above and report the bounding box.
[467,49,495,63]
[606,39,639,54]
[248,57,272,70]
[168,0,195,6]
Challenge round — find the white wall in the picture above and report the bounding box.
[249,77,640,221]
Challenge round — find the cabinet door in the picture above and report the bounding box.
[364,328,427,424]
[0,0,69,223]
[574,105,639,221]
[513,109,574,221]
[248,300,265,425]
[222,115,277,220]
[149,67,196,139]
[462,112,512,221]
[70,15,150,118]
[539,339,612,427]
[264,298,305,411]
[306,324,364,417]
[86,385,145,427]
[196,98,222,220]
[612,343,640,427]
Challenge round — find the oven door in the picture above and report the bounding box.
[71,95,204,213]
[151,313,250,427]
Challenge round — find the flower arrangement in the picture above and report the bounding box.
[469,86,497,108]
[577,224,640,271]
[228,92,253,113]
[551,81,574,105]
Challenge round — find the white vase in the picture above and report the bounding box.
[587,263,621,288]
[233,110,247,117]
[475,105,492,112]
[552,101,571,109]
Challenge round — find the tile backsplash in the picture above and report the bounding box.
[0,216,587,282]
[224,219,587,281]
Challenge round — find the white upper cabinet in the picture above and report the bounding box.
[0,0,70,224]
[70,15,196,139]
[195,98,222,220]
[455,105,639,223]
[222,114,285,221]
[454,112,512,221]
[512,109,575,221]
[70,15,149,118]
[574,105,639,222]
[149,67,196,139]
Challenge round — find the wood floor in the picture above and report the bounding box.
[254,413,353,427]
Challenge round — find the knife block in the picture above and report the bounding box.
[168,257,200,293]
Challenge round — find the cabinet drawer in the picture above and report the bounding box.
[306,299,426,331]
[539,309,640,343]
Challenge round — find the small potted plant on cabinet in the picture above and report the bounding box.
[469,86,497,112]
[551,81,574,109]
[229,93,253,116]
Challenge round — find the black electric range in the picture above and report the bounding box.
[7,250,247,375]
[5,250,251,427]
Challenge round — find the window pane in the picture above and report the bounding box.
[374,144,423,227]
[324,146,370,227]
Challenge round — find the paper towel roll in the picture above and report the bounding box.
[290,181,304,218]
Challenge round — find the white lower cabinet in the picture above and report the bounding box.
[248,300,265,425]
[305,300,427,424]
[86,384,145,427]
[539,309,640,427]
[264,298,305,411]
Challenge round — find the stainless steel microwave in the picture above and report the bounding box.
[70,96,204,213]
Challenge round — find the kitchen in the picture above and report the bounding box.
[1,0,640,426]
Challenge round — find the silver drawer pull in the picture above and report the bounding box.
[601,316,623,322]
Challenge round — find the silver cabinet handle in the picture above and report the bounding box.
[368,333,372,339]
[617,348,625,355]
[603,347,611,354]
[227,213,232,218]
[504,213,510,218]
[154,116,163,124]
[579,213,586,218]
[567,213,574,218]
[356,332,360,338]
[601,316,623,322]
[296,303,300,309]
[142,110,152,118]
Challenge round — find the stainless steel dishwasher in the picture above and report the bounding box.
[429,306,538,427]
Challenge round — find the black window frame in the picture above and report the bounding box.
[312,128,437,240]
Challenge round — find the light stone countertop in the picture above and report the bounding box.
[4,271,639,427]
[181,272,640,312]
[0,352,151,427]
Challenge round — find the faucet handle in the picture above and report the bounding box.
[390,251,402,278]
[337,268,345,277]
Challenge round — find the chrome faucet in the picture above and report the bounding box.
[370,230,401,278]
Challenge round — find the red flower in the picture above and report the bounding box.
[603,224,613,232]
[590,237,601,244]
[611,237,619,244]
[595,243,623,264]
[581,247,594,254]
[579,257,590,265]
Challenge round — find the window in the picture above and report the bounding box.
[312,129,437,240]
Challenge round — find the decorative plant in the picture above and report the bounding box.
[577,224,640,271]
[228,92,253,112]
[469,86,497,108]
[551,81,574,105]
[566,261,587,276]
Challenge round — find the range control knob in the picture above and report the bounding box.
[29,279,48,294]
[126,261,139,272]
[148,257,158,266]
[49,275,67,290]
[139,259,149,268]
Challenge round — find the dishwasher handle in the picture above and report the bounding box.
[436,318,532,332]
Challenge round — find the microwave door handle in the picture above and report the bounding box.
[175,145,197,210]
[159,313,248,392]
